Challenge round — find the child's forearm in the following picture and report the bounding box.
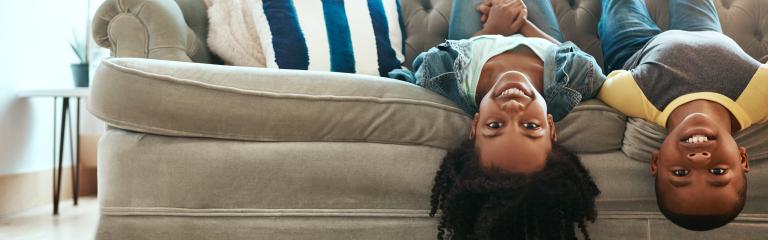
[520,20,561,45]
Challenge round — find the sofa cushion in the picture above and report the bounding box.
[89,58,470,150]
[555,99,627,153]
[98,129,447,210]
[96,128,443,239]
[96,129,768,239]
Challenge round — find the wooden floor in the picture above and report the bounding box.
[0,197,99,240]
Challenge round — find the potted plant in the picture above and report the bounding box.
[70,28,90,87]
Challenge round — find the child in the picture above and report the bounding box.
[389,0,603,238]
[597,0,767,231]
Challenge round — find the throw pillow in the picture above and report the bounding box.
[206,0,268,67]
[207,0,406,77]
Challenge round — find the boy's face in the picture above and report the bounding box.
[652,113,749,216]
[471,70,556,174]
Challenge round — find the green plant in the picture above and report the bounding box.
[70,28,89,64]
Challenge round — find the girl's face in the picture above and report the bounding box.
[471,70,556,174]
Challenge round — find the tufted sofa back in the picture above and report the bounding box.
[399,0,768,68]
[111,0,767,67]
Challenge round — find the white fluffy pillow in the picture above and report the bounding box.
[206,0,267,67]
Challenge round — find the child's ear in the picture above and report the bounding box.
[739,147,750,172]
[651,150,660,176]
[547,114,557,142]
[469,113,479,140]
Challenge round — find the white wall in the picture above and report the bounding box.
[0,0,104,175]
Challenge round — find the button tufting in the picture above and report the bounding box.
[568,0,578,9]
[720,0,733,9]
[757,30,764,42]
[418,0,433,11]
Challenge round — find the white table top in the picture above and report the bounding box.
[16,88,90,98]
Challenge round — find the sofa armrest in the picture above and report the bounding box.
[92,0,207,62]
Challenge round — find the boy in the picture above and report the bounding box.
[597,0,767,231]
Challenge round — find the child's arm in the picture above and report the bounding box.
[519,19,560,45]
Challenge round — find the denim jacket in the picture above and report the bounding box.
[389,40,606,121]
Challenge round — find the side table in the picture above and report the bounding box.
[16,88,89,215]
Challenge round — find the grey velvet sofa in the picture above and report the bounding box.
[89,0,768,239]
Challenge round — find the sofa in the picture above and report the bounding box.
[89,0,768,239]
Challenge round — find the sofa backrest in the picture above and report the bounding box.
[154,0,768,67]
[555,0,768,68]
[399,0,768,68]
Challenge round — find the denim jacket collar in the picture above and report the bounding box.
[390,40,606,121]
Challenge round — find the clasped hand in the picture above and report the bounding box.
[477,0,528,36]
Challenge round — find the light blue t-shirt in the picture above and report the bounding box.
[390,35,605,121]
[462,34,556,107]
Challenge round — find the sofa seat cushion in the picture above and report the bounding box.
[98,129,447,210]
[97,215,437,240]
[96,128,444,238]
[89,58,470,149]
[96,129,768,239]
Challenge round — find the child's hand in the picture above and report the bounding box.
[478,0,514,23]
[476,0,528,36]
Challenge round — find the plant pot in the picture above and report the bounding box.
[71,63,89,87]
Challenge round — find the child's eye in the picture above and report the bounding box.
[486,122,503,129]
[522,122,540,130]
[672,169,689,176]
[709,168,728,175]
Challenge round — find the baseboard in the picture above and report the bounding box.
[0,166,96,216]
[0,133,100,216]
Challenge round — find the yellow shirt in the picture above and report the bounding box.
[598,65,768,130]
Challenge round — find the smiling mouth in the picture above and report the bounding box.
[500,87,526,98]
[679,134,717,148]
[494,80,533,99]
[678,126,717,144]
[682,134,716,144]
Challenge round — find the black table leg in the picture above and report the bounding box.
[74,98,80,206]
[53,98,69,215]
[51,96,82,214]
[52,97,57,215]
[68,99,74,206]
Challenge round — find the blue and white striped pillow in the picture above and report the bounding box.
[254,0,405,77]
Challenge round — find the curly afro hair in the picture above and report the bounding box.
[429,140,600,240]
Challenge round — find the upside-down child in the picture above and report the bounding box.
[391,0,604,238]
[597,0,768,231]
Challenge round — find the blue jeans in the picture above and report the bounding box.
[448,0,564,42]
[598,0,722,73]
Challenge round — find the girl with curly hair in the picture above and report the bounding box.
[394,0,604,239]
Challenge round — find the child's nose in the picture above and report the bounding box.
[501,100,525,114]
[686,151,711,164]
